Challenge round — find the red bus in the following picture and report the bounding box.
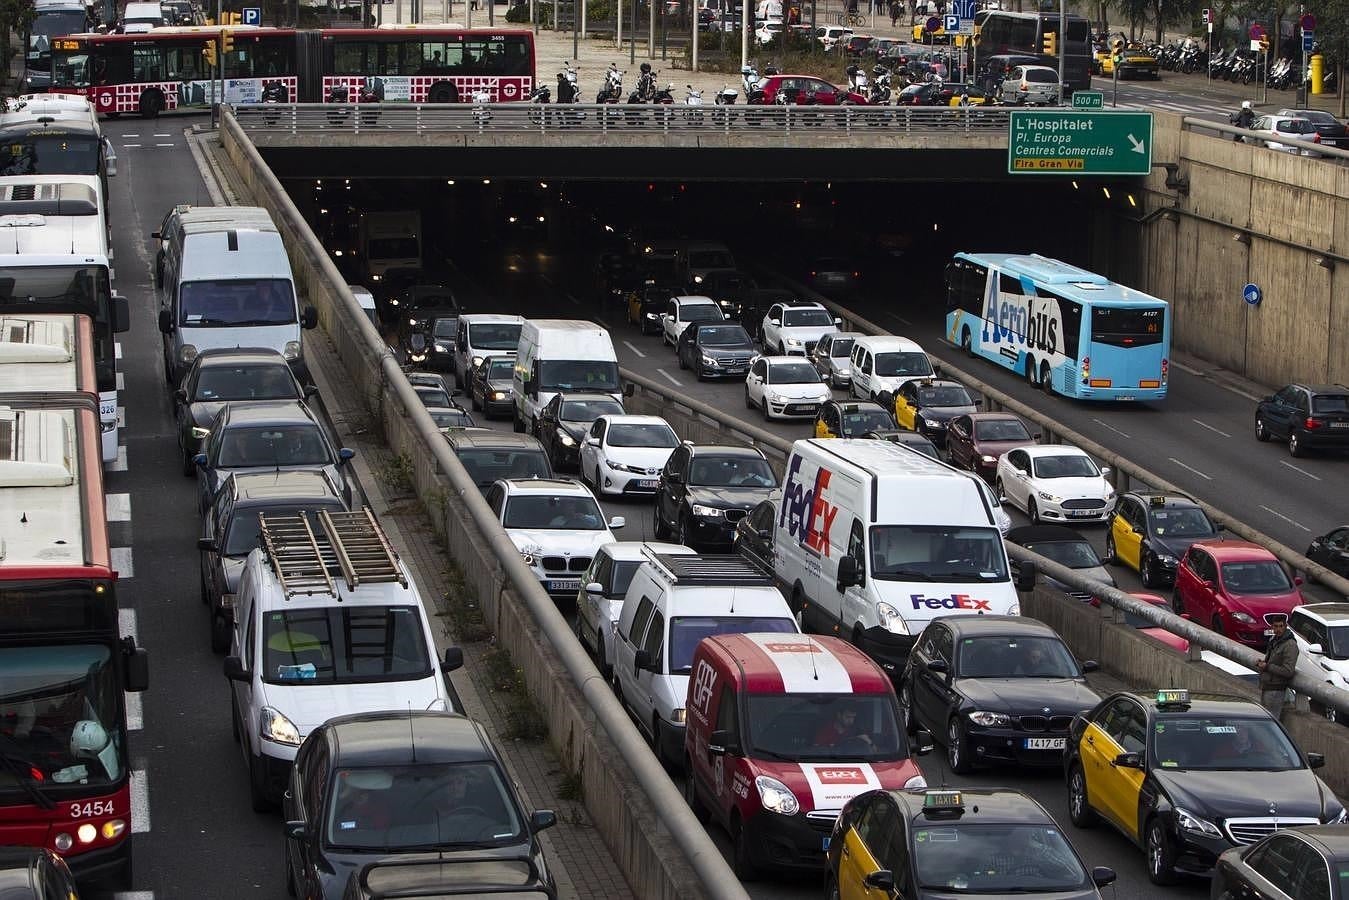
[0,314,149,892]
[49,25,535,115]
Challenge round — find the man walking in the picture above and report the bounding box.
[1256,613,1297,722]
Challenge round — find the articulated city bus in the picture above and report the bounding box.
[0,323,149,891]
[48,25,536,115]
[945,252,1170,402]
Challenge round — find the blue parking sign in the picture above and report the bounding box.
[943,13,959,31]
[242,6,261,24]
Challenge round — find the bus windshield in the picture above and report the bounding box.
[27,11,87,72]
[0,135,102,177]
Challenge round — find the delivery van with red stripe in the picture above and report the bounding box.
[682,632,932,880]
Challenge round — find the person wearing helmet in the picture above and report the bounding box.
[638,63,656,102]
[71,719,123,780]
[1231,99,1255,140]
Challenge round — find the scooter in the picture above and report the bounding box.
[684,85,704,124]
[868,64,892,105]
[471,88,492,125]
[741,64,766,104]
[846,64,869,96]
[714,84,739,104]
[596,63,624,103]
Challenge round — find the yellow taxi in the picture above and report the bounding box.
[813,399,896,439]
[1096,41,1159,78]
[1105,491,1220,588]
[827,788,1117,899]
[890,378,978,445]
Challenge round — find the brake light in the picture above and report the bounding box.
[1161,357,1169,385]
[1305,417,1324,429]
[1080,356,1090,384]
[1312,133,1322,143]
[853,271,860,278]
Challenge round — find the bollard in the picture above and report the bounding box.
[1311,53,1323,94]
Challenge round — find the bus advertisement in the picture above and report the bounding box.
[0,343,149,891]
[945,252,1170,402]
[973,9,1093,96]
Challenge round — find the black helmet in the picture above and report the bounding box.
[641,62,652,73]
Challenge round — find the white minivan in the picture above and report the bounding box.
[848,334,936,402]
[453,313,524,389]
[512,319,621,435]
[775,438,1021,676]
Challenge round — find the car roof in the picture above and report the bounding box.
[1280,825,1349,858]
[856,335,923,352]
[1116,690,1268,717]
[1292,603,1349,624]
[675,294,719,305]
[1191,539,1275,561]
[829,400,888,413]
[192,347,290,368]
[500,477,591,495]
[227,470,342,503]
[325,711,494,767]
[936,614,1059,638]
[556,392,625,404]
[598,414,670,426]
[600,541,698,561]
[1121,489,1201,508]
[219,400,314,426]
[687,443,767,459]
[778,300,827,308]
[966,411,1024,422]
[1006,524,1090,545]
[909,378,967,390]
[445,431,544,451]
[1022,443,1088,457]
[891,787,1056,827]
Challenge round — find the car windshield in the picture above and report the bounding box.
[913,824,1088,893]
[688,455,776,487]
[468,322,522,350]
[768,363,822,385]
[697,325,752,347]
[486,358,515,379]
[326,762,523,849]
[1220,560,1293,594]
[455,449,551,488]
[682,304,723,323]
[975,418,1031,442]
[431,409,473,429]
[1291,110,1335,125]
[179,279,297,327]
[956,635,1080,678]
[1020,539,1102,569]
[215,425,331,468]
[606,423,678,448]
[261,606,431,685]
[668,616,796,673]
[746,693,905,761]
[416,389,452,409]
[1313,394,1349,414]
[192,364,296,401]
[841,409,895,436]
[503,495,605,530]
[782,309,834,327]
[1032,454,1099,478]
[874,352,932,377]
[830,338,855,358]
[560,399,625,422]
[223,504,341,556]
[870,525,1008,581]
[1148,507,1215,538]
[538,360,620,393]
[916,385,972,406]
[1152,716,1303,771]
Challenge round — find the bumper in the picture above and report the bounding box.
[698,362,752,379]
[1037,501,1113,524]
[66,839,133,889]
[858,625,916,680]
[828,370,851,388]
[533,572,586,600]
[482,396,515,418]
[552,443,581,469]
[963,727,1070,766]
[258,746,297,799]
[423,351,455,371]
[656,717,686,763]
[766,400,823,419]
[1167,822,1232,876]
[1298,428,1349,450]
[686,514,739,548]
[1118,63,1159,77]
[597,469,662,495]
[916,424,948,447]
[742,808,837,871]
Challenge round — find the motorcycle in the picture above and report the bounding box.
[845,64,869,97]
[868,64,892,105]
[741,64,766,104]
[714,84,738,104]
[404,331,430,366]
[684,84,704,125]
[596,62,624,103]
[628,69,658,103]
[260,78,288,125]
[557,62,580,102]
[471,88,492,125]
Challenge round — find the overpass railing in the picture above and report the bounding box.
[1181,115,1349,161]
[231,101,1013,136]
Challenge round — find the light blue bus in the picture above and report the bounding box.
[944,252,1170,402]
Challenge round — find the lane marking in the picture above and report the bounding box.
[622,340,646,359]
[117,406,126,427]
[1280,460,1321,481]
[656,368,682,387]
[1091,417,1131,439]
[154,143,175,148]
[122,143,142,148]
[106,493,131,522]
[115,342,123,360]
[1168,457,1212,480]
[1191,418,1232,438]
[120,133,140,137]
[118,609,143,731]
[108,444,128,473]
[114,893,155,899]
[1260,505,1312,532]
[116,370,125,391]
[153,132,170,137]
[110,546,134,578]
[130,770,150,832]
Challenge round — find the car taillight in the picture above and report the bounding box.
[1311,133,1322,143]
[1161,358,1168,385]
[1081,356,1090,384]
[1306,417,1324,429]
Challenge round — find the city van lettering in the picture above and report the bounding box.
[690,658,717,721]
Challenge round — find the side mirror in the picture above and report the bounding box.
[112,293,130,334]
[123,644,149,692]
[302,306,318,329]
[197,537,217,552]
[157,308,173,335]
[836,555,863,590]
[973,398,984,408]
[338,448,355,461]
[1307,752,1326,769]
[586,436,601,446]
[832,316,843,327]
[442,647,464,672]
[530,809,558,832]
[1032,432,1043,441]
[585,581,604,595]
[1307,642,1324,655]
[608,516,626,529]
[151,230,162,240]
[192,452,207,467]
[769,317,781,326]
[1081,660,1100,673]
[932,363,943,378]
[1100,466,1112,476]
[924,658,949,675]
[1111,751,1142,769]
[175,388,188,403]
[284,821,308,841]
[223,656,250,682]
[634,649,655,673]
[709,728,742,756]
[863,871,895,892]
[1091,867,1117,888]
[1015,559,1038,591]
[303,384,319,398]
[1294,575,1304,586]
[911,727,935,756]
[623,382,636,397]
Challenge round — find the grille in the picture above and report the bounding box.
[785,403,820,415]
[1016,715,1074,733]
[1224,817,1319,845]
[804,341,818,354]
[569,556,591,572]
[542,556,567,572]
[1062,498,1107,510]
[805,810,839,833]
[725,508,748,523]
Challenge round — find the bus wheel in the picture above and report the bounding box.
[1040,361,1053,394]
[961,326,973,357]
[1025,356,1039,387]
[139,89,165,119]
[427,82,459,103]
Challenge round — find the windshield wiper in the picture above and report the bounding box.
[0,746,56,810]
[750,748,797,761]
[878,568,933,581]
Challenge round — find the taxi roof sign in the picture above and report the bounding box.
[1149,495,1168,507]
[923,790,964,810]
[1156,688,1190,707]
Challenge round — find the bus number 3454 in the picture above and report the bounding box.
[70,800,116,818]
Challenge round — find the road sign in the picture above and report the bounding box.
[242,5,261,23]
[951,0,975,17]
[1243,283,1262,306]
[1300,13,1316,31]
[1303,32,1315,52]
[1201,6,1211,23]
[1071,91,1104,108]
[943,14,960,32]
[1008,110,1154,176]
[924,15,941,32]
[1249,23,1265,40]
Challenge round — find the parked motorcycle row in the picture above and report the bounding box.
[1154,38,1339,93]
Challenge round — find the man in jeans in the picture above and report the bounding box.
[1256,614,1298,722]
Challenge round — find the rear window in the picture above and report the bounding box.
[456,448,552,488]
[1025,69,1057,82]
[1312,394,1349,414]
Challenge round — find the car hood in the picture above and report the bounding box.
[1044,564,1115,591]
[206,463,343,499]
[779,325,836,342]
[188,401,227,428]
[506,528,614,556]
[765,383,831,400]
[557,421,590,439]
[974,438,1036,459]
[605,446,677,471]
[1153,767,1340,823]
[701,344,756,358]
[1149,533,1215,560]
[953,678,1101,715]
[262,675,448,739]
[688,484,774,510]
[1032,475,1110,499]
[917,405,978,424]
[486,377,513,391]
[920,889,1100,900]
[1226,590,1304,619]
[749,759,925,815]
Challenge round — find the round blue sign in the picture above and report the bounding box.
[1243,283,1262,306]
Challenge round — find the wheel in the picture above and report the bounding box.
[961,325,974,358]
[1105,532,1118,564]
[676,514,692,547]
[900,682,918,736]
[684,762,710,824]
[593,466,603,494]
[1140,549,1158,588]
[1026,356,1039,387]
[512,408,525,433]
[1289,431,1306,457]
[1040,362,1053,395]
[653,503,672,539]
[1212,614,1224,636]
[470,387,481,411]
[427,81,459,102]
[1171,588,1185,615]
[777,343,786,356]
[947,717,973,774]
[761,396,771,421]
[210,611,230,654]
[1028,498,1041,525]
[1067,764,1097,826]
[677,352,688,370]
[248,752,272,812]
[995,476,1007,501]
[826,875,841,900]
[744,386,754,409]
[650,715,665,764]
[138,88,164,118]
[231,698,241,743]
[1146,818,1179,885]
[200,575,210,607]
[731,815,759,880]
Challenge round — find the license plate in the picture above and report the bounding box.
[549,580,581,592]
[1024,737,1066,750]
[636,479,658,489]
[821,836,831,851]
[1331,422,1349,429]
[1068,509,1099,517]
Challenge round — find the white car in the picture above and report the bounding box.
[575,541,696,678]
[759,300,840,357]
[995,445,1115,524]
[579,414,680,496]
[1244,114,1324,157]
[755,18,785,45]
[485,477,625,601]
[816,24,853,50]
[848,335,936,402]
[660,295,724,347]
[1289,604,1349,697]
[745,355,832,420]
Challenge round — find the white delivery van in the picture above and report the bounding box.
[775,438,1019,677]
[358,210,421,286]
[512,319,621,435]
[120,1,167,31]
[453,313,524,389]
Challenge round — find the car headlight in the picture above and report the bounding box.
[518,550,537,566]
[876,601,909,633]
[903,774,928,789]
[491,390,508,401]
[260,706,302,746]
[1038,490,1063,503]
[559,431,577,447]
[1175,806,1222,838]
[435,342,451,352]
[606,458,625,470]
[981,454,997,463]
[1007,602,1020,615]
[1157,553,1178,565]
[1332,807,1348,824]
[701,355,718,366]
[283,340,301,361]
[191,426,211,439]
[785,337,803,347]
[472,355,483,367]
[178,344,198,365]
[372,274,383,282]
[1230,611,1257,625]
[691,504,722,518]
[645,312,657,320]
[967,710,1012,727]
[755,775,800,816]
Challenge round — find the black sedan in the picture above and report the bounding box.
[863,429,940,458]
[891,378,980,447]
[1255,383,1349,457]
[468,355,516,419]
[174,347,311,475]
[653,443,778,549]
[1007,524,1116,603]
[533,392,625,471]
[902,615,1101,774]
[895,81,995,106]
[675,322,757,381]
[690,267,758,320]
[1308,525,1349,578]
[626,283,678,335]
[1277,107,1349,149]
[1213,824,1349,900]
[283,710,557,900]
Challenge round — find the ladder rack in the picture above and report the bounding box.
[258,507,407,599]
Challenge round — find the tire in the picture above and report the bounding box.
[1028,498,1041,525]
[1040,362,1053,395]
[653,502,672,540]
[1067,764,1097,827]
[248,752,272,812]
[1140,549,1158,588]
[1026,356,1039,387]
[1212,614,1225,636]
[138,88,164,119]
[731,815,759,881]
[513,409,525,433]
[995,477,1008,502]
[231,698,241,743]
[1105,532,1118,565]
[900,682,918,736]
[1172,588,1185,615]
[677,352,688,370]
[1146,818,1179,885]
[427,81,459,102]
[200,576,210,607]
[1289,431,1306,457]
[684,763,711,824]
[676,514,692,548]
[470,388,481,411]
[777,343,786,357]
[593,466,603,495]
[826,875,841,900]
[744,386,754,409]
[210,611,230,654]
[947,717,973,774]
[961,325,974,358]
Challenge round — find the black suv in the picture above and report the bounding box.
[654,443,779,549]
[443,429,554,492]
[691,268,758,320]
[1255,383,1349,457]
[676,321,757,381]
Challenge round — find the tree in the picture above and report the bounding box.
[1309,0,1348,115]
[0,0,36,88]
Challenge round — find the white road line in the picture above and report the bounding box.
[622,340,647,359]
[1167,457,1212,480]
[893,316,912,326]
[1280,460,1322,481]
[1260,505,1312,532]
[1191,418,1232,438]
[118,609,143,731]
[656,369,682,387]
[106,493,131,522]
[113,893,155,899]
[1091,417,1131,439]
[153,133,170,137]
[115,342,123,360]
[122,143,142,148]
[110,547,134,578]
[130,770,150,832]
[116,370,125,391]
[117,406,126,427]
[120,133,140,138]
[108,444,128,472]
[154,143,175,148]
[109,267,116,281]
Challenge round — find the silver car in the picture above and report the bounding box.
[999,65,1061,105]
[1244,114,1323,157]
[809,331,860,388]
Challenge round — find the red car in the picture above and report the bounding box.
[945,412,1039,480]
[1172,540,1304,648]
[1106,592,1191,653]
[753,74,867,105]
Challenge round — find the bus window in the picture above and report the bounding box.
[1040,289,1082,359]
[1008,18,1036,48]
[500,39,529,75]
[132,44,164,82]
[998,273,1024,296]
[165,46,205,80]
[333,41,372,76]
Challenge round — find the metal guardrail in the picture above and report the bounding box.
[231,101,1013,136]
[1181,115,1349,161]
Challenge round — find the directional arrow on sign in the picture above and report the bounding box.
[1127,133,1145,154]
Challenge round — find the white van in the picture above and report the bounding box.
[512,319,621,435]
[613,549,798,766]
[358,210,421,286]
[453,313,524,389]
[347,284,378,331]
[120,1,167,31]
[775,438,1019,677]
[848,335,936,402]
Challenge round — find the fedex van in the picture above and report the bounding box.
[512,319,621,435]
[683,633,929,879]
[775,439,1019,676]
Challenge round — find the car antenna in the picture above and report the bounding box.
[408,703,417,763]
[807,634,821,681]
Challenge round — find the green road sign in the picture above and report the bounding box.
[1072,90,1104,108]
[1008,110,1153,176]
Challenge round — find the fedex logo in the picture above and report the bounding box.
[690,658,717,720]
[816,767,867,785]
[911,593,992,611]
[780,456,839,557]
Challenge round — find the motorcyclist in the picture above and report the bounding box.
[637,62,656,102]
[556,70,578,103]
[1230,99,1254,141]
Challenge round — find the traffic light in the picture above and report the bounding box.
[1112,37,1124,59]
[202,39,217,66]
[220,29,234,54]
[1042,30,1057,55]
[1259,36,1269,53]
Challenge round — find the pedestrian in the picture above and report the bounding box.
[1256,613,1297,722]
[889,0,898,26]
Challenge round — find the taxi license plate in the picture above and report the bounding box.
[822,836,831,851]
[636,479,659,489]
[1068,509,1098,517]
[549,580,581,592]
[1025,737,1066,750]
